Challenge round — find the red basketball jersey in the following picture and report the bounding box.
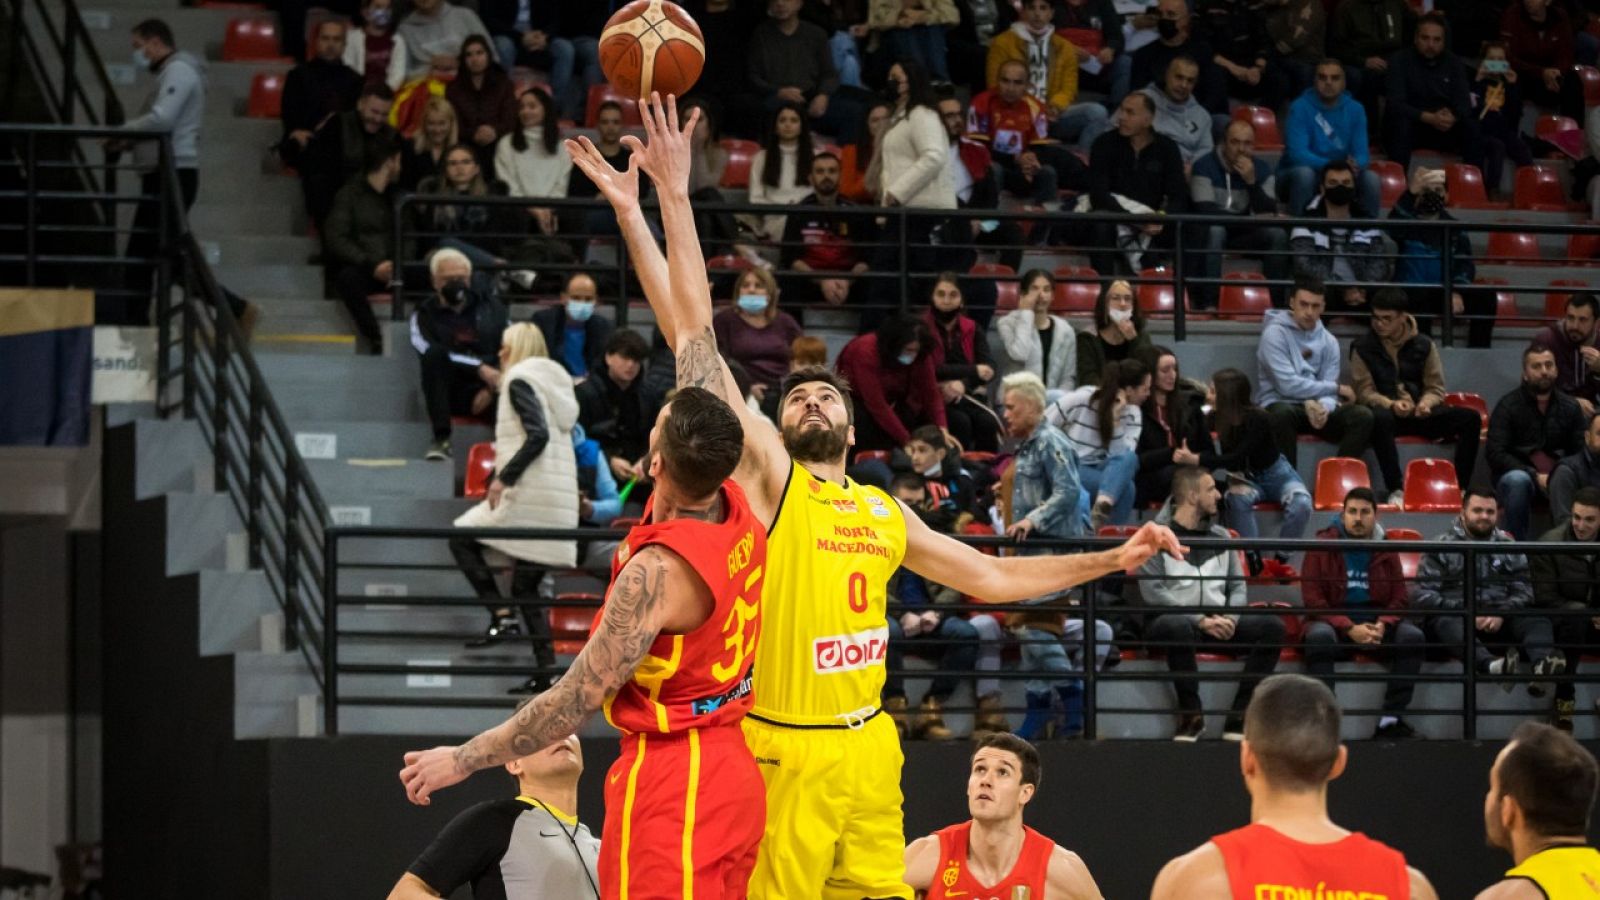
[602,479,765,736]
[1211,823,1411,900]
[926,821,1055,900]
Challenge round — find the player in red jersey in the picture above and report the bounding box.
[905,733,1104,900]
[1151,674,1439,900]
[400,386,767,900]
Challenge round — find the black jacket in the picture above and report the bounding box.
[1350,327,1435,405]
[576,368,656,462]
[303,110,398,223]
[531,304,615,378]
[1137,388,1212,472]
[1088,130,1189,215]
[1199,0,1271,67]
[1206,407,1281,475]
[409,289,508,369]
[1531,521,1600,610]
[1486,384,1586,479]
[1385,46,1473,123]
[1131,35,1215,99]
[1551,448,1600,522]
[281,57,363,137]
[324,177,396,270]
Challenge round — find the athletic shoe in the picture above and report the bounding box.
[1373,719,1421,741]
[468,615,523,648]
[1173,714,1205,742]
[426,438,451,461]
[1555,699,1576,733]
[1385,490,1405,511]
[1488,647,1521,693]
[1222,716,1246,741]
[507,268,538,290]
[1529,654,1566,699]
[1089,498,1114,532]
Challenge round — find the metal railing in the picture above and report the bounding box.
[3,0,124,127]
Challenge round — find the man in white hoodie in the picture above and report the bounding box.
[1140,56,1217,167]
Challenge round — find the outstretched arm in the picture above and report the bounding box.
[398,549,677,805]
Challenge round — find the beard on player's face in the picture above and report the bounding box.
[782,419,849,463]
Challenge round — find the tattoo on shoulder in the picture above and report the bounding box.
[675,328,731,398]
[451,554,671,775]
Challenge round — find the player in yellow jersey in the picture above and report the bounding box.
[566,94,1186,900]
[1477,721,1600,900]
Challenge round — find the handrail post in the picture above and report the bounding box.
[1083,555,1098,740]
[897,208,910,318]
[60,16,77,124]
[283,465,302,653]
[390,194,406,321]
[1439,220,1456,347]
[1462,543,1478,739]
[1171,214,1186,342]
[616,212,631,329]
[25,131,37,285]
[211,269,230,497]
[323,529,339,736]
[246,380,264,568]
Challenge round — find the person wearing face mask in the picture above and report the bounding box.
[532,272,613,379]
[924,274,1002,452]
[411,247,511,460]
[713,268,805,410]
[1075,280,1153,388]
[834,315,949,455]
[343,0,409,90]
[1289,159,1392,317]
[1387,167,1495,348]
[780,152,875,312]
[326,137,404,355]
[1131,0,1224,114]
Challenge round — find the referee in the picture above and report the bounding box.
[387,733,599,899]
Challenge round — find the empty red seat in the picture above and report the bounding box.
[1444,163,1503,210]
[1097,525,1140,538]
[1058,26,1102,53]
[222,17,287,62]
[547,605,595,655]
[704,253,754,275]
[1546,279,1587,317]
[1052,265,1100,314]
[1536,114,1581,141]
[1314,457,1371,511]
[1567,232,1600,263]
[1371,160,1407,209]
[1402,458,1461,512]
[1514,166,1567,211]
[854,450,890,465]
[1218,272,1271,321]
[971,262,1018,311]
[719,137,758,189]
[246,71,284,118]
[1578,65,1600,106]
[1443,391,1489,434]
[1232,105,1283,150]
[1486,229,1543,264]
[585,84,642,127]
[1385,527,1424,580]
[464,442,495,499]
[1136,267,1190,317]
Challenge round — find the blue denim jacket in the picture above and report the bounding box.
[1011,421,1087,539]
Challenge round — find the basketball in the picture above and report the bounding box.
[598,0,705,100]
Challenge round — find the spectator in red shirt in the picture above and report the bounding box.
[1500,0,1586,119]
[924,273,1002,452]
[835,315,948,456]
[968,59,1089,201]
[779,152,874,310]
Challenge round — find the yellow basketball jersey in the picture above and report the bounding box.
[1506,846,1600,898]
[749,461,907,725]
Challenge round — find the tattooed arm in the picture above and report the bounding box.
[399,548,690,805]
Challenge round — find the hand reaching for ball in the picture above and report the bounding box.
[565,135,643,212]
[622,93,702,197]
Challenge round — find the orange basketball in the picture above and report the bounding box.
[599,0,705,100]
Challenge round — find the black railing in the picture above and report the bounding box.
[2,0,124,127]
[321,526,1600,738]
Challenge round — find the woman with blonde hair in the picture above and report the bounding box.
[399,96,457,189]
[711,267,802,407]
[451,321,580,693]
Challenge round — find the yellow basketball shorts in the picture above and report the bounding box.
[740,711,913,900]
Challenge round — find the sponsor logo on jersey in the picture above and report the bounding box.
[831,498,859,515]
[808,478,823,494]
[942,862,962,888]
[813,626,888,674]
[866,494,891,519]
[690,670,754,716]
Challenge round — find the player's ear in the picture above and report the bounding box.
[846,423,856,448]
[1326,744,1349,783]
[647,451,663,481]
[505,757,524,778]
[1018,783,1036,807]
[1238,739,1257,782]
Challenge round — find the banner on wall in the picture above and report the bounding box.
[91,326,158,404]
[0,288,93,446]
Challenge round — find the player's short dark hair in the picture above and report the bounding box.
[1464,484,1498,507]
[1566,293,1599,316]
[604,329,649,361]
[1170,465,1209,504]
[1499,722,1599,836]
[889,472,925,495]
[1573,486,1600,513]
[973,733,1041,789]
[132,18,175,46]
[780,365,855,424]
[657,387,744,500]
[1343,486,1377,510]
[1370,289,1409,314]
[1244,675,1342,792]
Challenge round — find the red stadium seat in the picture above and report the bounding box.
[961,451,997,465]
[1546,279,1587,318]
[1385,527,1424,580]
[1097,525,1139,538]
[1136,267,1189,317]
[971,262,1018,311]
[1567,232,1600,264]
[246,71,284,119]
[854,450,891,465]
[1577,65,1600,107]
[1314,457,1371,511]
[222,17,288,62]
[1370,160,1407,209]
[1218,272,1270,321]
[704,253,754,274]
[1232,105,1283,151]
[1443,391,1489,434]
[547,605,595,655]
[1514,166,1568,211]
[1402,458,1461,512]
[1052,265,1100,314]
[585,84,642,127]
[1057,27,1102,53]
[719,138,759,189]
[464,442,495,499]
[1536,114,1581,141]
[1444,163,1504,210]
[1486,229,1543,264]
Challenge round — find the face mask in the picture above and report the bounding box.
[1157,18,1180,39]
[440,278,470,305]
[566,299,595,322]
[1484,58,1509,74]
[897,351,917,366]
[978,219,1000,233]
[1415,190,1446,216]
[1323,184,1356,207]
[367,7,392,26]
[934,306,961,322]
[1108,307,1133,324]
[132,47,149,68]
[736,294,769,314]
[921,462,942,477]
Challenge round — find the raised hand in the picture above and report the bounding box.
[399,745,468,805]
[623,92,701,196]
[564,135,642,212]
[1114,521,1188,573]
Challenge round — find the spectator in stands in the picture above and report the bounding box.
[325,138,402,355]
[495,88,570,237]
[302,83,397,230]
[1045,358,1150,528]
[743,0,858,140]
[1142,56,1215,167]
[835,315,947,452]
[997,269,1079,395]
[1209,367,1312,572]
[1351,289,1482,496]
[413,247,510,460]
[1189,119,1289,310]
[1140,465,1283,741]
[544,6,609,123]
[968,61,1080,204]
[532,272,612,380]
[1386,13,1486,173]
[1501,0,1585,120]
[396,0,495,80]
[450,323,576,680]
[575,329,656,483]
[1132,0,1221,114]
[1388,167,1494,349]
[344,0,408,91]
[869,0,958,81]
[1489,345,1588,539]
[1301,486,1427,740]
[937,93,1027,313]
[840,102,890,202]
[791,334,829,370]
[565,100,640,237]
[1198,0,1286,111]
[1263,0,1327,97]
[984,0,1111,148]
[1134,346,1211,507]
[905,425,983,521]
[399,97,457,190]
[1280,60,1382,215]
[714,267,805,408]
[999,371,1111,740]
[686,0,767,108]
[1257,276,1381,482]
[280,20,363,170]
[925,274,1002,452]
[1056,0,1131,103]
[1473,43,1536,202]
[389,734,597,898]
[1076,279,1153,388]
[779,152,873,309]
[1417,486,1556,684]
[1531,293,1600,415]
[1289,161,1391,315]
[1534,485,1600,731]
[1331,0,1414,124]
[1083,93,1189,276]
[413,145,536,297]
[747,102,816,243]
[677,99,752,262]
[446,36,519,172]
[1551,414,1600,522]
